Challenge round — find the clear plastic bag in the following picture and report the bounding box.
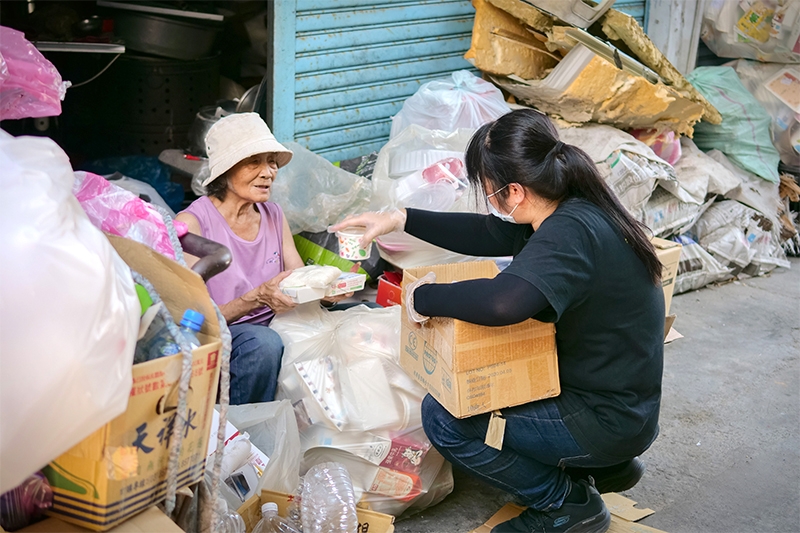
[271,142,372,235]
[0,26,69,120]
[225,400,303,496]
[701,0,800,64]
[0,132,139,493]
[73,171,178,260]
[271,305,452,516]
[390,70,510,139]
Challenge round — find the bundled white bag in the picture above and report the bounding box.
[0,132,139,492]
[390,70,510,139]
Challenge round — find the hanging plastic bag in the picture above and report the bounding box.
[688,67,781,184]
[73,171,179,260]
[390,70,510,139]
[0,132,139,493]
[0,26,69,120]
[225,401,302,496]
[700,0,800,64]
[271,142,372,234]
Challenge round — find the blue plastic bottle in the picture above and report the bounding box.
[134,309,205,364]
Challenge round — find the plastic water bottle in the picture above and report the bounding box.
[301,462,358,533]
[0,472,53,530]
[253,502,302,533]
[134,309,204,363]
[215,497,246,533]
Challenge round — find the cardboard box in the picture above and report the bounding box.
[376,273,402,307]
[400,262,559,419]
[652,237,682,315]
[18,506,182,532]
[281,271,367,304]
[42,236,222,531]
[470,498,667,533]
[238,490,395,533]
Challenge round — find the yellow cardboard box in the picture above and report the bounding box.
[18,506,182,532]
[400,261,559,419]
[652,237,682,315]
[42,236,222,531]
[238,490,395,533]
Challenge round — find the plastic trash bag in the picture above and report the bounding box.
[271,142,372,234]
[73,171,179,260]
[688,67,781,184]
[271,305,453,516]
[225,400,302,496]
[667,138,740,206]
[730,59,800,167]
[700,0,800,64]
[82,156,184,213]
[390,70,510,139]
[0,131,139,493]
[0,26,69,120]
[107,173,176,217]
[629,129,682,166]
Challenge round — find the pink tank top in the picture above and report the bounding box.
[183,196,284,325]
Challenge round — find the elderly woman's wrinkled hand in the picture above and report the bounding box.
[248,270,297,315]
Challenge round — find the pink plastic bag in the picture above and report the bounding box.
[0,26,68,120]
[629,128,682,166]
[73,171,177,260]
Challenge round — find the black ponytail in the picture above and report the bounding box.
[466,109,662,286]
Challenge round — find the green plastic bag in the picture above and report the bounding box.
[687,67,780,184]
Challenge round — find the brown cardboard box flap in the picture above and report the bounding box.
[602,493,655,522]
[107,234,220,337]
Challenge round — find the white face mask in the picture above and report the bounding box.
[488,201,520,223]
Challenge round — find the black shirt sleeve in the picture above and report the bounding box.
[413,272,551,326]
[404,208,532,257]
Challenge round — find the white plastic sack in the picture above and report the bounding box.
[271,142,372,234]
[706,149,782,226]
[557,124,684,217]
[272,305,453,516]
[701,0,800,64]
[670,138,740,202]
[0,131,139,493]
[672,236,732,295]
[693,200,758,269]
[225,400,302,495]
[390,70,510,139]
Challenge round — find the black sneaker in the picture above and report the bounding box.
[490,479,610,533]
[564,457,645,494]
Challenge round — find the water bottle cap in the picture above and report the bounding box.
[261,502,278,515]
[180,309,204,331]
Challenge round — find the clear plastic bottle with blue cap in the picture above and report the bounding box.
[134,309,205,363]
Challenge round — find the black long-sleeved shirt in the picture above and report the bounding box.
[404,209,550,326]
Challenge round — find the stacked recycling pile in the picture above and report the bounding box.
[455,0,799,294]
[270,304,454,517]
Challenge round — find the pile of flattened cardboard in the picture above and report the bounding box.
[465,0,721,136]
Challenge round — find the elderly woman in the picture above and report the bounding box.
[177,112,346,405]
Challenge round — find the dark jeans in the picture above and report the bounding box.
[228,323,284,405]
[421,395,602,512]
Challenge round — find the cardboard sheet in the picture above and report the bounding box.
[471,498,668,533]
[602,493,655,522]
[19,507,182,532]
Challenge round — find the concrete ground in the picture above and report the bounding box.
[395,258,800,533]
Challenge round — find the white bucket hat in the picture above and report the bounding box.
[202,112,293,187]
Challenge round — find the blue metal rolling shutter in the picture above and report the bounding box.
[614,0,648,29]
[269,0,475,163]
[268,0,647,162]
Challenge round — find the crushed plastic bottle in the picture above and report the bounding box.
[134,309,204,363]
[301,462,358,533]
[215,497,246,533]
[0,472,53,531]
[253,502,302,533]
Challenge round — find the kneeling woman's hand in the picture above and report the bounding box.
[247,271,298,315]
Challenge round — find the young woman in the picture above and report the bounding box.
[330,109,665,533]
